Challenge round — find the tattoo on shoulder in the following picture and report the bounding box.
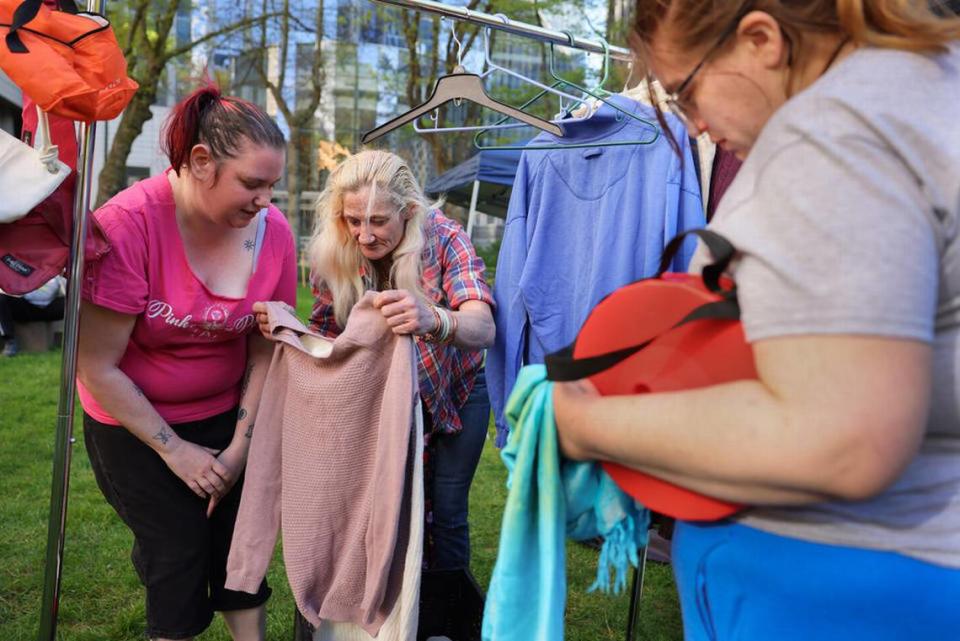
[243,239,255,251]
[245,423,254,438]
[238,408,248,421]
[153,427,172,445]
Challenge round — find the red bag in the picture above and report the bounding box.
[0,0,138,122]
[20,94,77,170]
[0,96,107,294]
[545,230,756,521]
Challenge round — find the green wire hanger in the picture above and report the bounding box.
[474,33,660,151]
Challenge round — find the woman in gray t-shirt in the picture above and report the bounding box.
[554,2,960,639]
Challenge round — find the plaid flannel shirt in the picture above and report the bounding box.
[310,210,494,435]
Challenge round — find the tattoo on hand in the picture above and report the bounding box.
[245,423,254,438]
[238,408,247,421]
[243,239,255,251]
[153,427,172,445]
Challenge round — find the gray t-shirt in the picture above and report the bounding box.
[691,44,960,568]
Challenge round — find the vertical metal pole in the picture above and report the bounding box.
[37,118,98,641]
[37,5,104,640]
[624,545,648,641]
[466,178,480,239]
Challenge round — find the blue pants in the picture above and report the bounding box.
[672,520,960,641]
[431,369,490,570]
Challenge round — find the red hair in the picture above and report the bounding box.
[161,82,285,175]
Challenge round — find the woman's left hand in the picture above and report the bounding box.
[553,379,602,462]
[373,289,437,336]
[252,301,297,342]
[206,442,248,517]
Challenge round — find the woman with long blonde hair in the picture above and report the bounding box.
[553,1,960,638]
[257,150,495,570]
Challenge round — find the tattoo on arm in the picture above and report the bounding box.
[240,365,254,397]
[238,408,247,422]
[153,427,172,446]
[133,384,144,397]
[245,423,254,438]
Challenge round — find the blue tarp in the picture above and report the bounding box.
[425,148,522,219]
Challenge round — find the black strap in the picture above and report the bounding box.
[657,228,736,294]
[544,229,740,382]
[6,0,78,54]
[545,297,740,382]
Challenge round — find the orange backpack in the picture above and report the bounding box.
[0,0,138,122]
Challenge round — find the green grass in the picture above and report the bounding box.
[0,288,681,640]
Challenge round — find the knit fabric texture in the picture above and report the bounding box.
[313,403,424,641]
[482,365,650,641]
[225,295,418,635]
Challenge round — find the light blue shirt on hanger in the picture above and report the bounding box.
[487,96,705,446]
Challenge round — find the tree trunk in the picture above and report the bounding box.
[95,81,159,207]
[426,134,452,175]
[285,122,302,247]
[606,0,616,43]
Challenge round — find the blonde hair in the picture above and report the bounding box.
[308,150,442,329]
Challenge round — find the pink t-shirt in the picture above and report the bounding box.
[78,172,297,425]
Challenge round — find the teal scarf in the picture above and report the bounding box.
[482,365,650,641]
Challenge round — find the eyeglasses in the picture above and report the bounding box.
[662,4,751,130]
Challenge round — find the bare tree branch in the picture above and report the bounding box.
[277,0,290,95]
[164,12,282,63]
[426,15,440,89]
[152,2,179,59]
[258,0,269,53]
[139,5,153,53]
[122,1,148,61]
[284,9,316,33]
[305,0,325,117]
[574,4,605,40]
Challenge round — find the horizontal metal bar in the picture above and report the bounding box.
[371,0,634,62]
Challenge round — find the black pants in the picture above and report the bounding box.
[83,408,270,639]
[0,293,64,338]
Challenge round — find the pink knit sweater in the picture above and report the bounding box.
[225,295,418,634]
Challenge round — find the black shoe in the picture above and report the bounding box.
[2,338,19,357]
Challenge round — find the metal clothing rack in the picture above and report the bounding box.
[37,0,104,639]
[370,3,650,641]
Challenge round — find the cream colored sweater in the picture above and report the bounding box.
[225,295,418,635]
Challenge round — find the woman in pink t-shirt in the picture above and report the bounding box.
[77,85,296,641]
